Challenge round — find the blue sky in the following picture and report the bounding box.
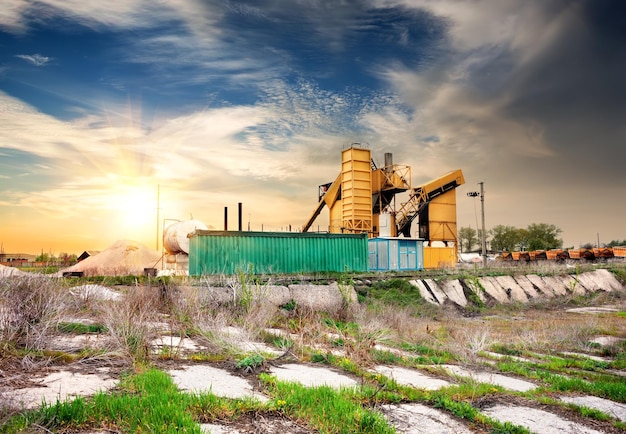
[1,0,625,254]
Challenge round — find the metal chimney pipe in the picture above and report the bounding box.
[238,202,242,231]
[384,152,393,169]
[224,207,228,231]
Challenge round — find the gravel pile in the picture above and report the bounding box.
[58,240,162,277]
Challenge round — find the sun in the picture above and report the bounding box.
[114,184,158,229]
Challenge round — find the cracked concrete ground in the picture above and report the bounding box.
[3,324,625,433]
[1,271,625,433]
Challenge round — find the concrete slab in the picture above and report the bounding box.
[560,351,611,363]
[494,275,528,302]
[8,370,117,409]
[482,404,605,434]
[151,335,204,354]
[381,403,473,434]
[219,327,283,355]
[440,279,467,307]
[409,279,438,304]
[513,275,540,299]
[201,415,312,433]
[541,275,569,296]
[463,278,487,303]
[374,344,418,359]
[592,269,624,291]
[372,365,452,390]
[560,274,585,295]
[577,269,624,292]
[289,283,356,314]
[589,336,624,347]
[169,365,268,402]
[423,279,448,305]
[566,306,619,314]
[478,277,508,303]
[47,333,110,352]
[576,272,605,293]
[69,284,122,301]
[441,365,537,392]
[200,424,240,433]
[526,274,555,297]
[482,351,531,363]
[269,363,358,388]
[259,285,292,306]
[560,395,626,422]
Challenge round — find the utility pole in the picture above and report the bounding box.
[156,184,160,251]
[467,181,487,267]
[479,181,486,267]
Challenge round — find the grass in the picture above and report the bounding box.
[262,376,396,434]
[1,264,625,432]
[2,369,202,433]
[57,322,108,334]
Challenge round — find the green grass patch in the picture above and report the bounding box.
[261,375,395,434]
[57,322,108,334]
[236,354,265,371]
[490,343,524,357]
[323,317,359,335]
[363,278,424,306]
[2,369,202,433]
[496,360,626,403]
[399,342,456,364]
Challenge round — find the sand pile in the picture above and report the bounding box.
[0,264,28,277]
[59,240,162,277]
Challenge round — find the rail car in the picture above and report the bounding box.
[501,246,626,262]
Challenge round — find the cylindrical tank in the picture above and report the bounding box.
[163,220,209,254]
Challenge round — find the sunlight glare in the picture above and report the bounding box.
[114,184,157,229]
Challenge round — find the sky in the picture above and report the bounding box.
[1,0,625,255]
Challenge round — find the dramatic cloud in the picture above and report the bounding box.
[0,0,625,253]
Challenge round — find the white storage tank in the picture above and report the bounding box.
[163,220,209,254]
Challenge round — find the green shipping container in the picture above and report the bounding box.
[189,230,368,275]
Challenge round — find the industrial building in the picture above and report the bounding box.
[301,144,464,270]
[186,144,464,276]
[189,231,368,275]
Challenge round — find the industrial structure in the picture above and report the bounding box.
[302,145,465,268]
[189,231,368,275]
[161,219,209,274]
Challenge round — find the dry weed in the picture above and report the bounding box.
[241,300,279,334]
[0,275,68,351]
[101,285,163,364]
[463,327,493,356]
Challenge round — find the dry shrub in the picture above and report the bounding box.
[241,300,278,333]
[345,314,392,365]
[161,280,278,354]
[0,275,68,350]
[459,326,494,362]
[362,303,433,342]
[285,307,327,358]
[102,285,163,364]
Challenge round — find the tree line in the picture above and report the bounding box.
[458,223,625,253]
[35,251,78,265]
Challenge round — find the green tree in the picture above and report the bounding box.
[517,228,530,251]
[490,225,521,252]
[458,226,478,252]
[525,223,563,250]
[35,250,56,262]
[59,252,77,265]
[607,239,626,247]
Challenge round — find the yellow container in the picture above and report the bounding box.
[423,246,456,269]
